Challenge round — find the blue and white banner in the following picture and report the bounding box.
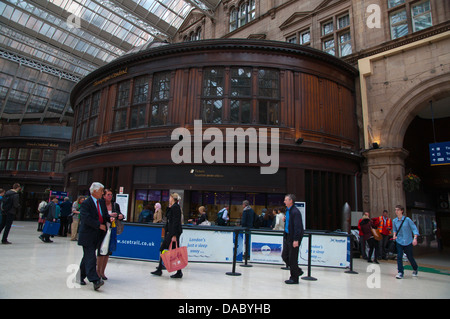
[250,232,350,268]
[112,224,162,261]
[180,228,243,263]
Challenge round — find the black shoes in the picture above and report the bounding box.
[285,278,299,284]
[93,279,104,291]
[151,269,162,276]
[151,268,183,278]
[170,271,183,279]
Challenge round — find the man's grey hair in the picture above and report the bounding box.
[285,194,296,202]
[89,182,104,194]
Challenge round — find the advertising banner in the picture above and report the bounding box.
[180,228,243,263]
[112,224,162,261]
[250,232,349,268]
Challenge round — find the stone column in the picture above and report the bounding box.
[362,148,409,218]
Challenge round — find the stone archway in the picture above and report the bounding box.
[381,74,450,148]
[363,73,450,216]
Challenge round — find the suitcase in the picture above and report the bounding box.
[43,221,60,235]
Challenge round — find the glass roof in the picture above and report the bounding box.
[0,0,219,122]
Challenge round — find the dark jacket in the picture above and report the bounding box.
[4,190,20,215]
[46,202,57,220]
[165,203,182,238]
[241,206,255,228]
[59,200,72,217]
[359,218,375,241]
[286,205,304,243]
[78,196,108,247]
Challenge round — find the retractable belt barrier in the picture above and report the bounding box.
[111,223,358,280]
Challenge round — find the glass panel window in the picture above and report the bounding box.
[339,32,352,57]
[133,76,149,105]
[203,68,224,97]
[16,148,28,171]
[323,38,335,56]
[229,8,238,32]
[300,31,311,45]
[388,0,405,8]
[338,14,350,29]
[258,101,279,126]
[28,149,41,171]
[202,99,222,124]
[114,81,130,131]
[150,72,171,126]
[412,1,432,32]
[6,148,16,170]
[116,81,130,108]
[258,69,279,125]
[322,20,333,35]
[258,69,279,99]
[390,9,409,39]
[231,67,252,97]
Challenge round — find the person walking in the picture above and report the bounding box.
[97,189,124,280]
[282,194,304,284]
[39,195,59,243]
[151,193,183,278]
[393,205,420,279]
[77,182,108,290]
[0,183,21,244]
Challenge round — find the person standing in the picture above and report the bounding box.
[70,196,85,241]
[358,212,370,259]
[378,210,392,259]
[77,182,108,290]
[282,194,304,284]
[393,205,419,279]
[0,183,21,244]
[153,202,163,223]
[151,193,183,278]
[359,214,380,263]
[59,197,72,237]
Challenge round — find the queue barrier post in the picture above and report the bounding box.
[301,233,317,281]
[240,228,253,268]
[226,228,242,276]
[345,234,358,274]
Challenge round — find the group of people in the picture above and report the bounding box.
[137,203,163,223]
[358,205,420,279]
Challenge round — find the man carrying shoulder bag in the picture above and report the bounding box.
[392,205,419,279]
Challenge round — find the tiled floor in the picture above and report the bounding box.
[1,221,449,299]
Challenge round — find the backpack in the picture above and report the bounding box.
[216,208,226,226]
[253,212,262,228]
[1,193,14,213]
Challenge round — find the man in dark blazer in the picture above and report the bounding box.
[282,194,304,284]
[77,182,108,290]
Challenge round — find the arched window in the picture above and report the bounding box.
[229,1,256,31]
[229,7,238,31]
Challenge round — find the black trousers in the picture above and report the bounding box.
[0,213,14,242]
[282,233,303,280]
[78,245,100,282]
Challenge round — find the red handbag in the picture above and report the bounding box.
[161,242,188,272]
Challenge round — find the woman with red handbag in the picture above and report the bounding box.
[151,193,184,278]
